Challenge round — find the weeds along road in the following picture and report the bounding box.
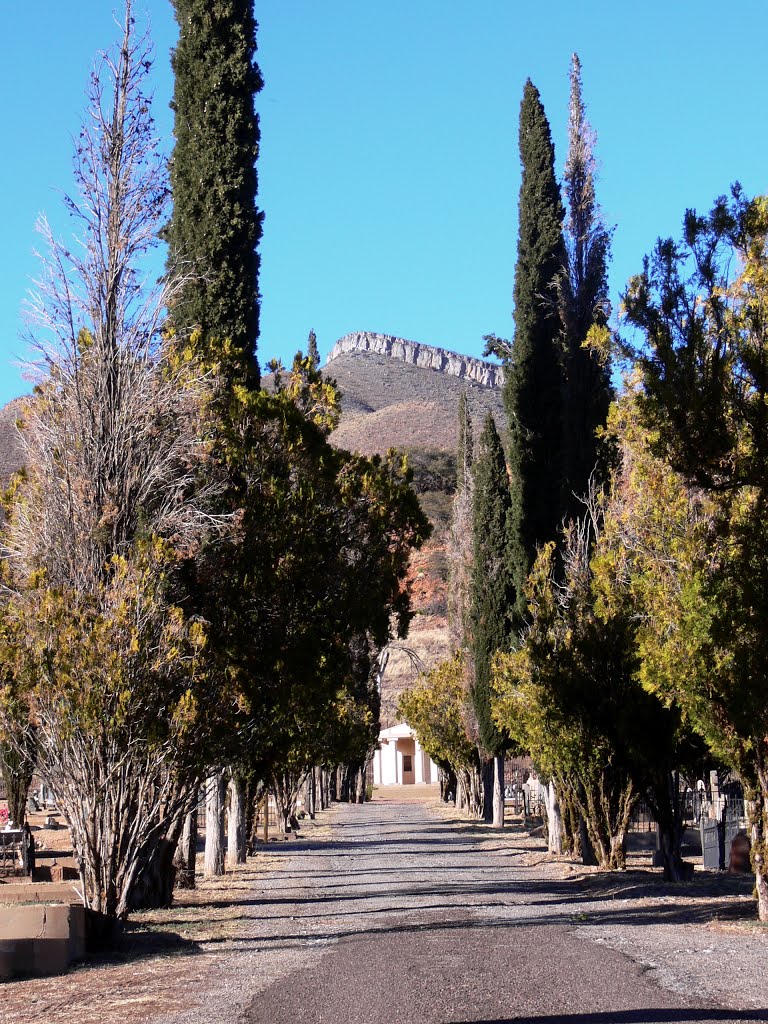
[164,792,767,1024]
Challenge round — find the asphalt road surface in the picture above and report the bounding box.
[236,796,766,1024]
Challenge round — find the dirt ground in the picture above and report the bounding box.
[0,791,765,1023]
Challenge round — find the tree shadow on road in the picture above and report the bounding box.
[458,1013,768,1023]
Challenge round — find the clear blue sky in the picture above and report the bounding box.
[2,2,768,406]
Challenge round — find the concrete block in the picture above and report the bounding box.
[38,904,73,941]
[0,949,17,980]
[0,938,32,979]
[0,902,88,977]
[70,905,87,942]
[2,904,41,939]
[32,938,70,976]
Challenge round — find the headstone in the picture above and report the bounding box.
[728,831,751,873]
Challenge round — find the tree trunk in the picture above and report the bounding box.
[439,767,457,803]
[337,765,351,802]
[354,766,366,804]
[481,758,494,823]
[244,778,260,853]
[752,764,768,922]
[560,785,579,857]
[546,778,563,854]
[457,765,483,818]
[227,774,247,868]
[130,781,204,910]
[130,830,180,910]
[492,754,505,829]
[579,814,597,866]
[657,822,691,881]
[174,806,197,889]
[204,771,226,878]
[651,771,692,882]
[1,733,36,829]
[569,770,636,872]
[307,768,316,819]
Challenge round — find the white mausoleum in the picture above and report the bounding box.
[373,722,438,785]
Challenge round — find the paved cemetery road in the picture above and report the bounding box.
[232,798,766,1024]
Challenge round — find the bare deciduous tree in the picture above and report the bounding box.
[0,2,223,920]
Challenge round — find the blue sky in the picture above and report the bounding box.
[2,2,768,406]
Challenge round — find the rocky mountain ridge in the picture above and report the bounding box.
[325,336,505,458]
[328,332,504,390]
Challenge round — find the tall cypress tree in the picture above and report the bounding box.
[559,54,612,520]
[307,329,320,371]
[505,80,566,616]
[470,415,515,757]
[456,390,473,493]
[165,0,263,386]
[447,393,475,651]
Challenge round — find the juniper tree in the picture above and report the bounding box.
[165,0,263,385]
[621,189,768,919]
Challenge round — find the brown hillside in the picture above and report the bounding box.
[332,400,457,456]
[325,348,504,455]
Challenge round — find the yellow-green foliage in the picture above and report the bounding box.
[0,544,210,754]
[398,653,477,773]
[591,390,725,755]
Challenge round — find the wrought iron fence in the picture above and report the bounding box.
[0,829,31,876]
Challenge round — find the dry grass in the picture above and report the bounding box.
[332,400,458,456]
[0,852,283,1024]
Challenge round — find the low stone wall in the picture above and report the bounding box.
[0,881,79,905]
[327,332,504,389]
[0,902,87,979]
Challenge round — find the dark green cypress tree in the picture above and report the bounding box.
[165,0,263,386]
[456,390,473,493]
[470,415,515,757]
[505,80,567,616]
[558,54,612,520]
[307,329,320,371]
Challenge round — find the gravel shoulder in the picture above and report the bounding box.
[1,791,766,1023]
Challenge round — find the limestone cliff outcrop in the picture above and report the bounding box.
[327,332,504,389]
